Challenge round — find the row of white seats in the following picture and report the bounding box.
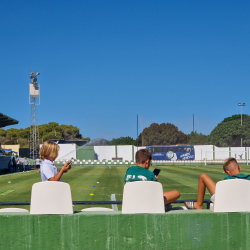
[29,181,167,214]
[1,179,250,214]
[0,181,164,214]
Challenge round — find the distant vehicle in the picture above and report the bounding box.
[146,145,195,161]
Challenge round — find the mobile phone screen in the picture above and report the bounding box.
[153,168,161,176]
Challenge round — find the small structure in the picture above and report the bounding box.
[0,113,19,172]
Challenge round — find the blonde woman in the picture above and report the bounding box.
[39,141,71,182]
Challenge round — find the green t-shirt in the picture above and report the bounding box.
[224,173,250,180]
[124,165,157,183]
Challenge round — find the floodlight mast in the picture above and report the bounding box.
[29,71,40,160]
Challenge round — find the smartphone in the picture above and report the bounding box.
[67,159,73,168]
[153,168,161,176]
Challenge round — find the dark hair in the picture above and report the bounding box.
[223,157,239,172]
[135,149,153,164]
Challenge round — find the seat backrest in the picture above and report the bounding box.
[30,181,73,214]
[0,208,29,213]
[122,181,165,214]
[81,207,115,212]
[214,179,250,212]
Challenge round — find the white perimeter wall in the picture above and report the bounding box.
[231,147,247,159]
[94,146,116,161]
[214,146,230,160]
[194,145,213,160]
[44,144,250,161]
[94,146,146,161]
[117,146,133,161]
[57,144,76,161]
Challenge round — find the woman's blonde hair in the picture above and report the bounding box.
[40,141,60,160]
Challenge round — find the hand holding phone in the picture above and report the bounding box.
[67,159,74,169]
[153,168,161,176]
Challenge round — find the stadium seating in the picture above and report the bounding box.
[30,181,74,214]
[212,179,250,212]
[0,208,29,213]
[122,181,165,214]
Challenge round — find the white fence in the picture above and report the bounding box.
[51,144,250,162]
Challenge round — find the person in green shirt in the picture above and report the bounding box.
[185,157,250,209]
[124,149,180,208]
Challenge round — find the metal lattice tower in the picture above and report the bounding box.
[29,72,40,160]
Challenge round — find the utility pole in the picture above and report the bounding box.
[193,114,194,145]
[238,103,246,147]
[137,114,138,147]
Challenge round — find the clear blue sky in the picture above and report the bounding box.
[1,0,250,140]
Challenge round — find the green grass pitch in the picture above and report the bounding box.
[1,164,250,211]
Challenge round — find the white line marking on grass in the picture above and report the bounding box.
[111,194,118,211]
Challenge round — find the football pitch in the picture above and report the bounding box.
[1,164,250,211]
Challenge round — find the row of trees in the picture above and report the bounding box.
[110,114,250,147]
[1,114,249,147]
[108,123,208,146]
[0,122,90,148]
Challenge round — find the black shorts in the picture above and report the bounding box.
[36,165,40,169]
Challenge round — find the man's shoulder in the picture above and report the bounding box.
[127,165,141,171]
[127,165,150,172]
[224,173,250,180]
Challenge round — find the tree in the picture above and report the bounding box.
[206,114,250,147]
[6,128,19,140]
[39,123,83,141]
[110,136,136,145]
[0,122,88,147]
[141,123,188,146]
[0,128,6,137]
[135,133,142,146]
[60,124,82,140]
[187,131,208,145]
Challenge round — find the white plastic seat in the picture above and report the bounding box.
[81,207,115,211]
[122,181,165,214]
[30,181,74,214]
[213,179,250,212]
[0,208,29,213]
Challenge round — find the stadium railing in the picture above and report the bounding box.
[0,199,211,209]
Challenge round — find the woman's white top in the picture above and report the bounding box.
[40,159,61,182]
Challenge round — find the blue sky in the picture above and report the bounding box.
[1,0,250,140]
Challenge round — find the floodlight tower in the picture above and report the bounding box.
[29,72,40,160]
